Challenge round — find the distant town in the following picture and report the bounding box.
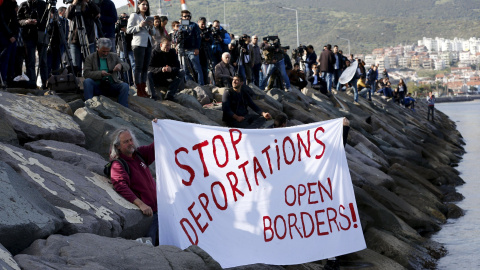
[354,37,480,96]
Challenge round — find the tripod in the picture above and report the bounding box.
[176,30,197,83]
[117,31,132,85]
[200,44,215,86]
[74,5,92,61]
[39,0,77,91]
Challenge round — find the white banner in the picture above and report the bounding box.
[153,118,365,268]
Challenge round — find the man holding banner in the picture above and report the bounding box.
[109,125,158,245]
[153,116,365,268]
[222,75,271,128]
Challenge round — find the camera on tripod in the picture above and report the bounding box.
[263,36,281,51]
[292,45,306,59]
[178,19,190,31]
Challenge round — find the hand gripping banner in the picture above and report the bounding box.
[153,118,366,268]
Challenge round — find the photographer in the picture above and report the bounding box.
[289,63,307,90]
[198,17,213,84]
[174,10,204,85]
[115,13,134,85]
[211,20,230,66]
[99,0,117,50]
[17,0,48,88]
[250,35,262,86]
[230,34,251,84]
[259,36,290,91]
[66,0,101,76]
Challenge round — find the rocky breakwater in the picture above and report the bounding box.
[0,83,465,270]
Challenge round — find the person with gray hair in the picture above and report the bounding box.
[108,124,158,245]
[214,52,235,87]
[83,37,130,107]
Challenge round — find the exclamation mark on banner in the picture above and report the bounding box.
[349,203,358,228]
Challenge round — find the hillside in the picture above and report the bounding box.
[117,0,480,54]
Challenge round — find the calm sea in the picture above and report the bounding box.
[432,99,480,269]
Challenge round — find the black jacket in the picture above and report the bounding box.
[148,45,180,79]
[17,0,47,42]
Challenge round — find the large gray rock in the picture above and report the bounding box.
[341,248,406,270]
[24,140,107,176]
[364,228,438,270]
[0,143,150,239]
[27,95,73,116]
[128,96,183,121]
[0,118,18,145]
[160,100,220,126]
[0,91,85,145]
[0,161,63,255]
[15,233,222,270]
[0,244,20,270]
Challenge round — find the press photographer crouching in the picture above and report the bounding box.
[147,38,185,101]
[260,36,290,91]
[83,38,130,107]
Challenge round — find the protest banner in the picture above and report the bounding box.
[153,118,366,268]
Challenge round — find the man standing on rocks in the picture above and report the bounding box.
[109,125,158,245]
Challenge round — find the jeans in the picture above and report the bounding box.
[147,70,185,100]
[427,106,435,121]
[146,212,159,246]
[133,44,152,84]
[260,59,290,90]
[83,78,129,107]
[227,114,266,129]
[252,63,261,86]
[350,78,358,102]
[25,40,48,87]
[368,81,376,99]
[120,50,135,85]
[321,72,334,92]
[0,34,16,82]
[70,43,96,75]
[182,49,204,85]
[333,69,341,88]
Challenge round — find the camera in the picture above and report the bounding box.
[263,35,281,51]
[63,0,73,4]
[291,45,306,60]
[117,15,129,28]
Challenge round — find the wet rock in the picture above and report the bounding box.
[445,203,464,219]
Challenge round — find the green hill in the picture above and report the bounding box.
[117,0,480,54]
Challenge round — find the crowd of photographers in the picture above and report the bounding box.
[0,0,399,107]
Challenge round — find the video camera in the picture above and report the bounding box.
[291,45,306,59]
[263,35,281,51]
[117,14,129,28]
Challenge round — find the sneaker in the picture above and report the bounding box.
[353,101,360,105]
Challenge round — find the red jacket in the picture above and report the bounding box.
[110,143,157,212]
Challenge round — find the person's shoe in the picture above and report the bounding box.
[368,98,372,101]
[136,83,149,98]
[353,101,360,105]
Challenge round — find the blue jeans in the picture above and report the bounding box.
[146,212,159,246]
[183,49,204,85]
[260,59,290,90]
[333,69,341,88]
[322,72,334,92]
[368,82,376,99]
[25,40,48,87]
[70,43,96,75]
[83,78,129,107]
[350,78,358,102]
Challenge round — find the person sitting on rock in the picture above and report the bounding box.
[289,63,308,90]
[404,93,416,110]
[376,77,393,97]
[147,38,185,101]
[214,52,235,87]
[308,63,328,96]
[222,75,271,128]
[109,124,158,245]
[83,38,130,107]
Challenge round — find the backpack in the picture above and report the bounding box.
[104,151,146,179]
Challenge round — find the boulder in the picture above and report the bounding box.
[160,100,220,126]
[446,203,464,219]
[0,161,63,255]
[0,143,150,239]
[0,91,85,145]
[175,92,205,113]
[0,244,20,270]
[347,159,395,188]
[0,118,18,145]
[24,140,107,176]
[14,233,222,270]
[340,248,406,270]
[364,228,438,269]
[27,95,73,116]
[128,95,182,121]
[282,100,322,124]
